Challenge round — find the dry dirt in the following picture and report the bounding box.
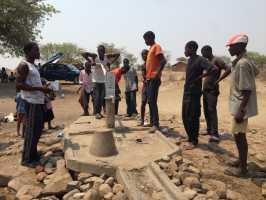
[0,72,266,199]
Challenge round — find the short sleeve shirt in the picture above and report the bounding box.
[184,55,213,95]
[112,67,123,84]
[146,43,163,80]
[79,70,93,93]
[229,54,259,118]
[124,68,137,92]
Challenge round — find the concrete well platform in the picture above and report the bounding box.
[64,116,180,176]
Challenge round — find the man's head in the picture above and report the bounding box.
[185,41,198,57]
[201,45,213,59]
[121,65,130,74]
[141,49,149,62]
[226,34,248,57]
[85,60,92,74]
[97,45,106,57]
[143,31,155,46]
[123,58,130,67]
[23,42,40,60]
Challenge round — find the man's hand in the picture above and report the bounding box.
[41,87,52,94]
[235,108,246,123]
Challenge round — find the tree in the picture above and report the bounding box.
[0,0,58,56]
[247,52,266,68]
[40,43,85,65]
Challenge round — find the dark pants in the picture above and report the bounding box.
[93,83,105,114]
[203,90,219,137]
[115,83,121,115]
[140,82,148,122]
[147,78,161,127]
[80,89,93,113]
[22,102,44,164]
[182,93,201,145]
[125,91,137,116]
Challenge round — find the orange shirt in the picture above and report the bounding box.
[146,43,163,80]
[112,67,123,84]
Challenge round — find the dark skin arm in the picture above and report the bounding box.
[154,54,166,79]
[215,59,231,84]
[81,52,97,62]
[235,90,251,123]
[135,75,139,92]
[16,63,50,93]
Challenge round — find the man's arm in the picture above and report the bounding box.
[16,62,50,93]
[154,54,166,79]
[192,58,218,83]
[135,70,139,91]
[215,58,231,84]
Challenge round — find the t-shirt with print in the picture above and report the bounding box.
[124,67,137,92]
[184,55,213,95]
[146,43,163,80]
[229,53,259,119]
[91,56,109,83]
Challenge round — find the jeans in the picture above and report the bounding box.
[125,91,137,116]
[182,93,201,145]
[147,78,161,127]
[93,83,105,114]
[140,82,148,122]
[203,90,219,137]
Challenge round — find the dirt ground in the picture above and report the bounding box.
[0,72,266,199]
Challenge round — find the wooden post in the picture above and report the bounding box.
[105,97,115,128]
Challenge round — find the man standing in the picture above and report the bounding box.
[16,42,51,167]
[143,31,166,133]
[123,58,138,117]
[225,34,259,177]
[82,46,120,119]
[201,45,231,143]
[138,49,149,126]
[78,60,93,116]
[182,41,215,149]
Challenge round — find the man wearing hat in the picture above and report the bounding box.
[225,34,259,177]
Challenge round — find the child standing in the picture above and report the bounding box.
[15,92,26,137]
[42,79,55,129]
[123,58,138,117]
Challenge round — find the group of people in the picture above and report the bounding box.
[0,67,16,83]
[15,32,259,178]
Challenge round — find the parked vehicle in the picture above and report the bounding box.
[39,53,80,84]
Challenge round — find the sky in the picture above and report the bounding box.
[2,0,266,69]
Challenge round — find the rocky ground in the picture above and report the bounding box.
[1,74,266,200]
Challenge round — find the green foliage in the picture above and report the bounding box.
[247,51,266,68]
[40,42,85,65]
[0,0,58,56]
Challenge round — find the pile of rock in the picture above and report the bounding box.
[156,155,246,200]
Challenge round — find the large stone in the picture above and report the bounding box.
[185,166,201,175]
[262,182,266,197]
[73,193,85,199]
[84,176,104,185]
[8,175,34,192]
[63,189,80,200]
[103,192,113,200]
[193,194,207,200]
[16,185,42,200]
[112,192,127,200]
[99,184,112,197]
[79,183,92,192]
[78,173,93,183]
[105,177,115,187]
[183,188,197,200]
[41,160,73,196]
[183,177,201,189]
[226,190,244,200]
[206,191,219,200]
[112,184,124,194]
[83,189,100,200]
[67,181,81,191]
[202,179,226,199]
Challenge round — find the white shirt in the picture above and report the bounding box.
[21,61,45,104]
[91,56,109,83]
[79,70,93,93]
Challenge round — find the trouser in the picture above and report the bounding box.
[22,102,44,164]
[140,82,148,122]
[115,83,121,115]
[80,89,93,113]
[125,91,137,116]
[147,78,161,127]
[203,90,219,137]
[182,93,201,145]
[93,83,105,114]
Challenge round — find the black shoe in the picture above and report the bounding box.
[137,121,144,126]
[95,113,102,119]
[21,161,40,168]
[209,136,220,143]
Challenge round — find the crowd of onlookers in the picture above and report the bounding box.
[0,67,16,83]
